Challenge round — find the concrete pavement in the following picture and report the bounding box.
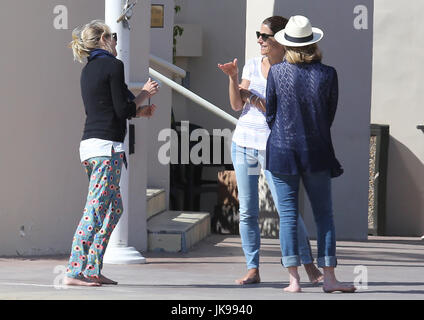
[0,234,423,300]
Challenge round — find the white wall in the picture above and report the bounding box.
[371,0,424,236]
[147,0,174,208]
[245,0,275,61]
[127,0,152,251]
[172,0,247,216]
[173,0,247,132]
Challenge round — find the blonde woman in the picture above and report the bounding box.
[64,20,159,286]
[266,15,355,293]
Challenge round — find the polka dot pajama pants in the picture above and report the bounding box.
[66,149,124,279]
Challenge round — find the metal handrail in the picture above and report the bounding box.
[149,54,186,78]
[149,68,238,125]
[129,68,238,126]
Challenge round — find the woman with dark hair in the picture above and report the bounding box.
[266,15,356,293]
[218,16,322,286]
[63,20,159,286]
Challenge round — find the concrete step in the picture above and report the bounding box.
[146,188,166,220]
[147,210,210,253]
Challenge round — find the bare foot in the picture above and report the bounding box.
[85,274,118,285]
[284,282,302,293]
[304,263,324,285]
[323,281,356,293]
[235,268,260,285]
[284,267,302,293]
[63,276,101,287]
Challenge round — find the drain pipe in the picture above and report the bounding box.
[103,0,146,264]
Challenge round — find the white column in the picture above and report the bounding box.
[103,0,146,264]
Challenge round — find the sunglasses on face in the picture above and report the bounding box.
[93,33,117,42]
[256,31,274,41]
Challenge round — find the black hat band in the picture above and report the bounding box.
[284,33,314,43]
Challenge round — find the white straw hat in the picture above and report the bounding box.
[275,15,323,47]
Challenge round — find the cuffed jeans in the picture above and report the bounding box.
[231,142,314,270]
[269,170,337,268]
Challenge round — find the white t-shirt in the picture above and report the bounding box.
[232,56,270,151]
[79,138,124,162]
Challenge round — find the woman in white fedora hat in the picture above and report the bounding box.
[218,16,323,286]
[266,15,356,293]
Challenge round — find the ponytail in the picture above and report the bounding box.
[69,27,90,63]
[69,20,112,64]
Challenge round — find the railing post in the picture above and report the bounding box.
[368,124,389,236]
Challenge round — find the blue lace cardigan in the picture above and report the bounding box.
[265,60,343,178]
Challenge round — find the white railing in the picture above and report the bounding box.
[129,60,238,126]
[148,68,238,126]
[149,54,186,78]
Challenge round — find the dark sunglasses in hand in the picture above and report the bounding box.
[256,31,274,41]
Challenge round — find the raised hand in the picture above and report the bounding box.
[218,58,239,78]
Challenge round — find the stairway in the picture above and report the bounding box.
[146,188,210,253]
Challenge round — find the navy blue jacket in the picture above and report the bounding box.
[265,60,343,177]
[81,49,136,142]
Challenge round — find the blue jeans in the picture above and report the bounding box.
[231,142,314,270]
[270,170,337,268]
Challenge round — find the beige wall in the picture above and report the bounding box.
[172,0,247,216]
[0,0,104,256]
[173,0,247,132]
[371,0,424,236]
[0,0,153,256]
